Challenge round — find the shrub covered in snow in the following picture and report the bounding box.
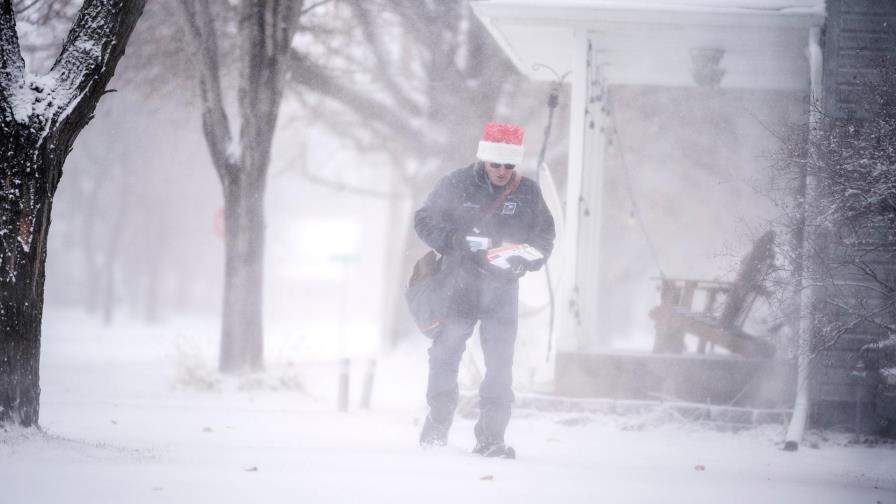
[770,60,896,356]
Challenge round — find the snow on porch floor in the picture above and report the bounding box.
[0,309,894,504]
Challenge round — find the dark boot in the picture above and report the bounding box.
[419,415,450,447]
[473,442,516,459]
[472,420,515,458]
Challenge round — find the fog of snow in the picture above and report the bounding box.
[2,2,894,503]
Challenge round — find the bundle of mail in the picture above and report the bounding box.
[486,243,544,269]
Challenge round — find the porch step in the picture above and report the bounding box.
[455,392,791,428]
[554,351,797,409]
[513,392,792,427]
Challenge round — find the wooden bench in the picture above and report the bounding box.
[649,230,777,359]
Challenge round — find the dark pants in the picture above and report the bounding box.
[425,266,519,445]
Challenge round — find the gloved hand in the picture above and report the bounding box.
[505,256,529,279]
[450,230,474,254]
[525,257,546,272]
[451,230,494,254]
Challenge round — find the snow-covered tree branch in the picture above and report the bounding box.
[0,2,28,123]
[175,0,234,179]
[770,61,896,359]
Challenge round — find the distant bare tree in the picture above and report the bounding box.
[0,0,146,426]
[68,142,130,323]
[175,0,301,373]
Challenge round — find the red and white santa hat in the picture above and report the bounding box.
[477,122,525,165]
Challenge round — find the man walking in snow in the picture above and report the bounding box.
[413,122,555,459]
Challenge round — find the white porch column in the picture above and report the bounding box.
[553,29,588,353]
[554,30,608,352]
[576,36,608,350]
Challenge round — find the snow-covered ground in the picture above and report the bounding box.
[1,309,894,504]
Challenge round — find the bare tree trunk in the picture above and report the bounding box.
[219,173,266,371]
[0,139,53,427]
[80,171,105,314]
[101,188,129,325]
[142,237,162,323]
[380,188,414,348]
[381,190,432,348]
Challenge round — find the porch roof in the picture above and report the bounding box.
[470,0,826,89]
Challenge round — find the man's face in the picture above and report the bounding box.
[484,161,515,186]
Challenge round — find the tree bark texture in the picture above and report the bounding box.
[0,135,52,427]
[0,0,146,426]
[177,0,299,373]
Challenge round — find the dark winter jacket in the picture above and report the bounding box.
[414,163,555,274]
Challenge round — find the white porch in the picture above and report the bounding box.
[472,0,824,361]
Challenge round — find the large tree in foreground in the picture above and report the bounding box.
[0,0,146,426]
[176,0,300,373]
